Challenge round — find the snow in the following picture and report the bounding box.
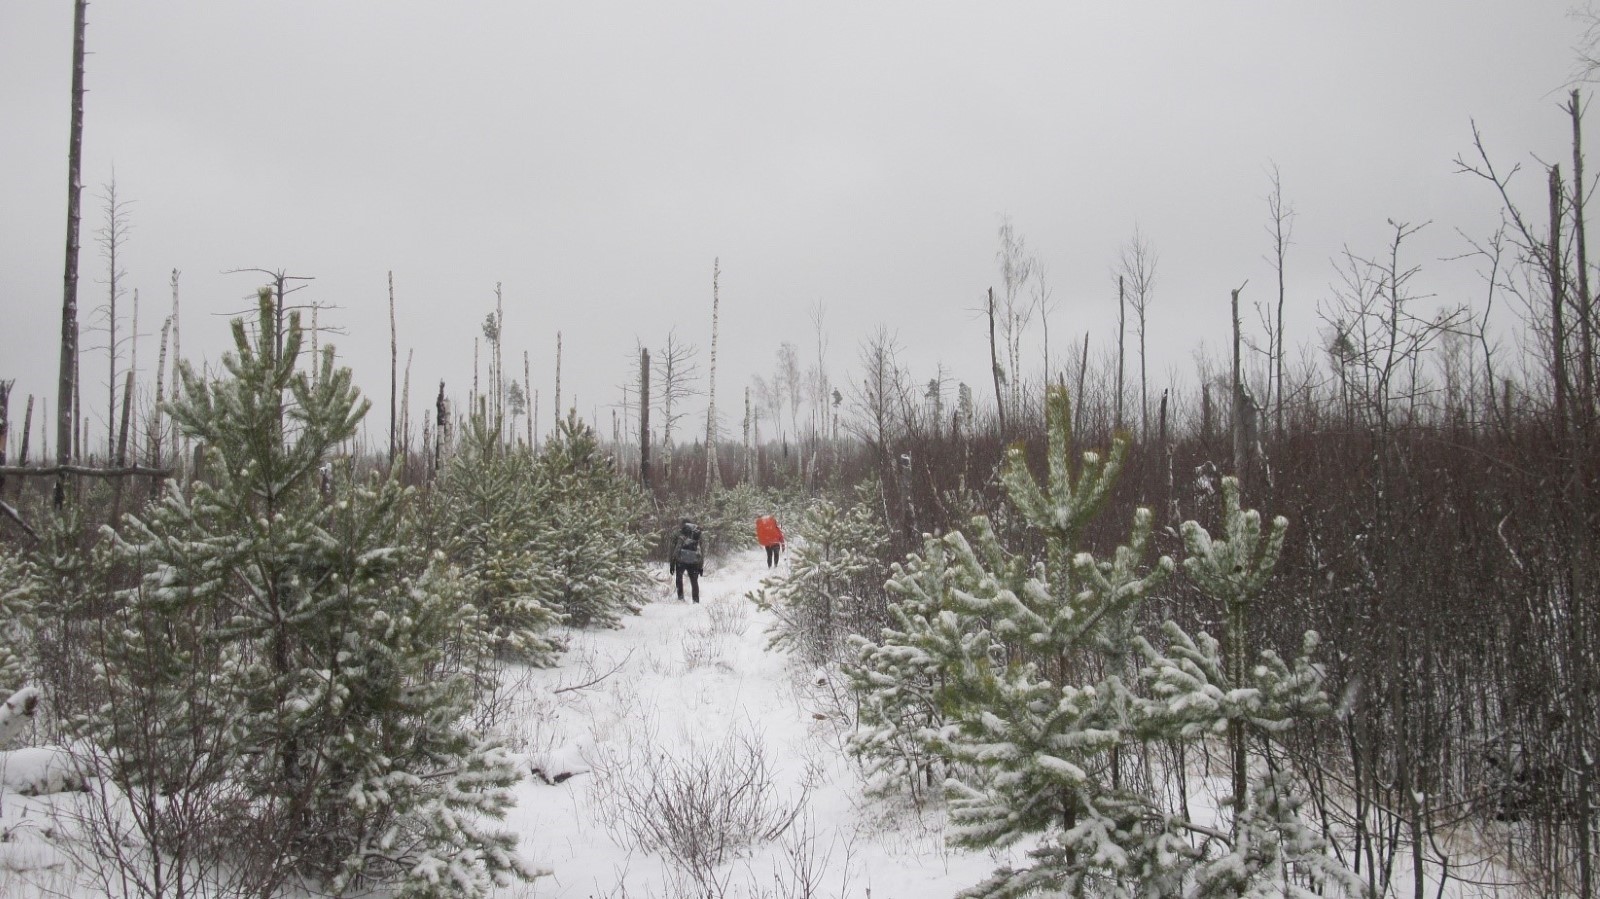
[502,547,1010,898]
[0,686,39,748]
[0,746,85,796]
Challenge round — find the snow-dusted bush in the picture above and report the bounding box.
[86,291,534,899]
[0,548,37,693]
[0,687,39,750]
[430,413,564,664]
[527,411,653,629]
[759,484,890,665]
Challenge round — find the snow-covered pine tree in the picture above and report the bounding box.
[1137,476,1359,897]
[433,411,564,664]
[844,527,976,804]
[527,410,651,629]
[850,394,1357,898]
[100,289,535,897]
[760,483,890,664]
[0,547,36,692]
[851,387,1186,896]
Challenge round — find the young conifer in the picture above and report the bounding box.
[849,388,1355,898]
[527,410,652,629]
[101,289,535,896]
[435,411,565,664]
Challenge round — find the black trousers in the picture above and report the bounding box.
[765,544,781,567]
[675,564,701,602]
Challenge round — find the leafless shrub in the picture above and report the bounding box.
[748,812,859,899]
[681,627,722,672]
[704,596,751,638]
[46,751,270,899]
[681,601,750,672]
[591,725,807,892]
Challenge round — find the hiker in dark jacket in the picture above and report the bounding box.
[668,518,705,603]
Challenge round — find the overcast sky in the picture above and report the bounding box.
[0,1,1587,454]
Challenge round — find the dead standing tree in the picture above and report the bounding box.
[92,177,133,460]
[1116,225,1158,440]
[639,347,651,490]
[652,329,701,488]
[987,287,1006,437]
[995,217,1035,425]
[1264,164,1295,439]
[705,258,723,493]
[54,0,88,508]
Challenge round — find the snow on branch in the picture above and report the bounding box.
[0,686,40,748]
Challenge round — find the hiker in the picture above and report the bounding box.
[755,514,784,568]
[668,518,704,603]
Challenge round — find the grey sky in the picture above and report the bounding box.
[0,1,1584,452]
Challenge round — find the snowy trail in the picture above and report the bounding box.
[502,547,998,899]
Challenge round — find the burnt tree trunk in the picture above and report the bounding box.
[389,271,398,466]
[111,369,133,521]
[639,347,651,490]
[55,0,88,508]
[988,287,1005,437]
[1571,91,1596,431]
[0,381,11,499]
[1231,282,1248,482]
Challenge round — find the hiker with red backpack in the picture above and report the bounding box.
[756,514,784,568]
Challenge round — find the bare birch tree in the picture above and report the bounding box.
[996,217,1036,422]
[1116,225,1158,439]
[1264,164,1295,438]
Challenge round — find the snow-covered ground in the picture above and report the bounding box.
[501,547,1008,898]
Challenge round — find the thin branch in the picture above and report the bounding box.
[0,464,172,478]
[0,500,38,540]
[553,648,636,695]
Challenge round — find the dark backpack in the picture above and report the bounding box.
[676,526,703,567]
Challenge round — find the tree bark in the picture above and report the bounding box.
[1232,282,1248,482]
[18,395,33,498]
[0,381,11,499]
[987,287,1006,437]
[389,271,397,466]
[1074,332,1089,438]
[1552,165,1570,441]
[705,259,722,492]
[1116,276,1126,432]
[1,464,172,478]
[433,380,447,477]
[401,349,413,471]
[169,269,181,472]
[639,347,651,490]
[55,0,88,507]
[111,369,134,521]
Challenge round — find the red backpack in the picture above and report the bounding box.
[755,515,783,547]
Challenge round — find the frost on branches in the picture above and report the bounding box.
[96,289,535,898]
[847,387,1358,898]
